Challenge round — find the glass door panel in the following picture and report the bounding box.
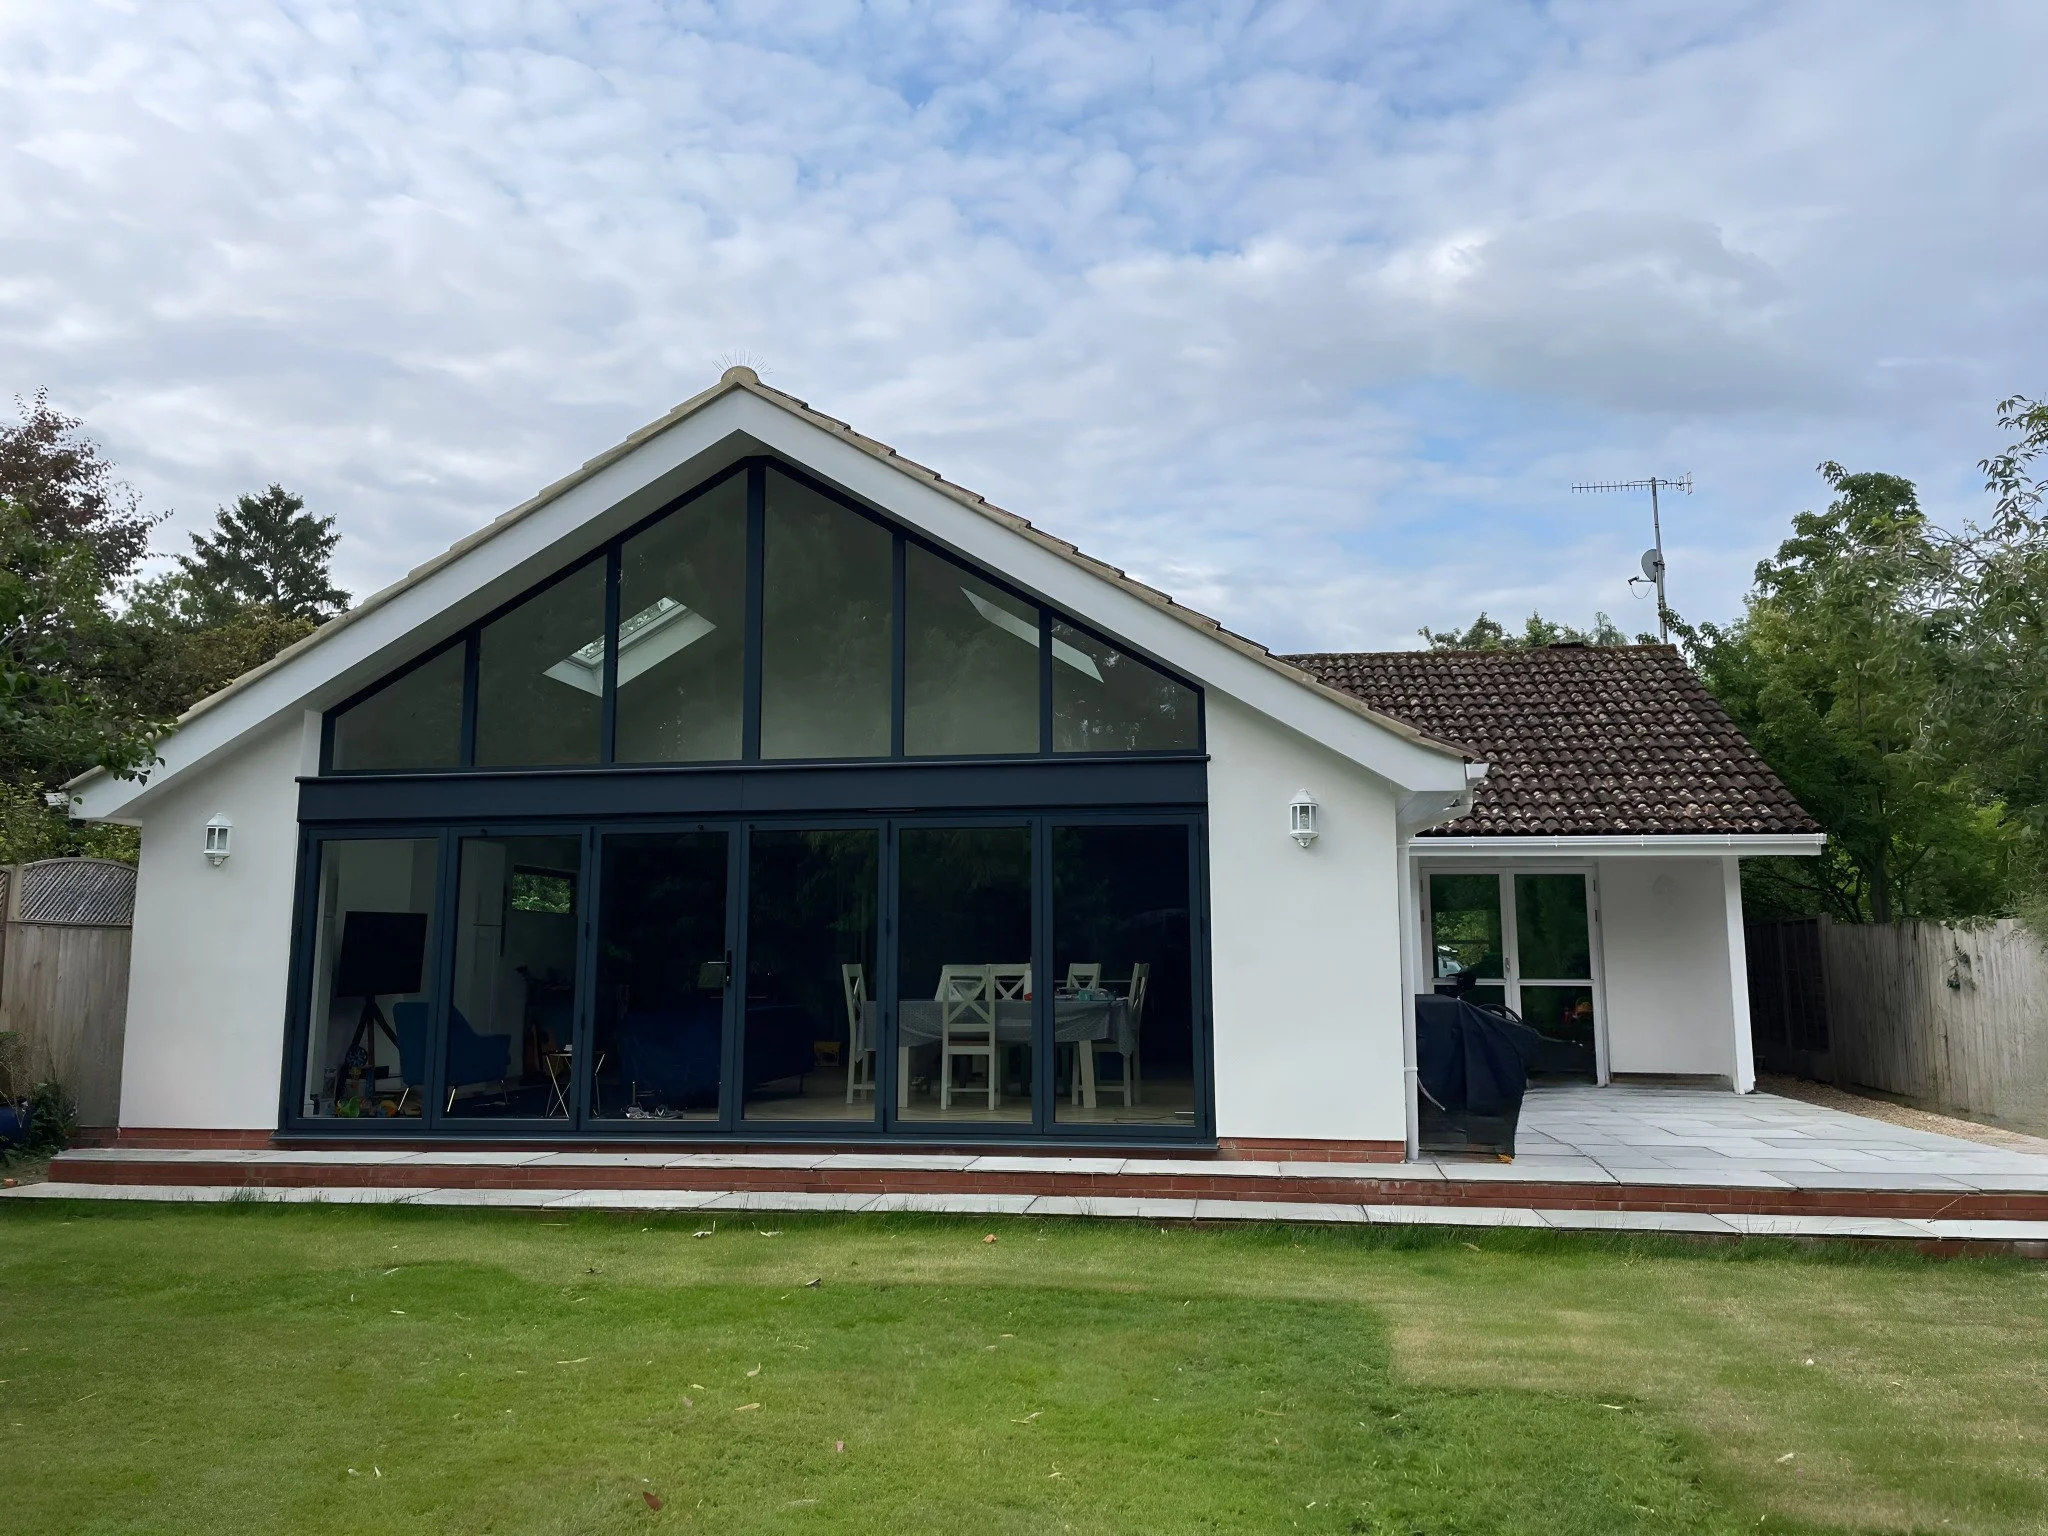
[1513,874,1597,1077]
[742,829,880,1123]
[591,831,730,1122]
[1427,873,1506,1013]
[895,826,1033,1124]
[1050,824,1196,1126]
[300,836,441,1119]
[446,834,585,1120]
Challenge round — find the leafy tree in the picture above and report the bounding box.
[1419,611,1647,650]
[0,392,156,582]
[0,498,164,782]
[95,578,315,722]
[1678,464,2015,923]
[174,483,347,624]
[1938,396,2048,931]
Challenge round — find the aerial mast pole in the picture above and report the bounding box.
[1571,474,1692,641]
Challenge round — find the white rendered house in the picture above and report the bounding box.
[67,371,1821,1159]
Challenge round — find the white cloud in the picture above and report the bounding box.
[0,0,2042,648]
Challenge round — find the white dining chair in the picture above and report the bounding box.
[842,963,875,1104]
[1065,963,1101,991]
[1062,963,1101,1104]
[988,964,1031,1000]
[937,964,998,1111]
[1084,961,1149,1108]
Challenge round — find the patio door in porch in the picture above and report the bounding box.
[1426,871,1601,1079]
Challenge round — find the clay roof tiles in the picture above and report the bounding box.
[1282,644,1818,838]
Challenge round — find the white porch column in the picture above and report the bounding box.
[1397,851,1423,1160]
[1721,855,1757,1093]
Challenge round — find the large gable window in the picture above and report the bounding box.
[905,542,1042,757]
[474,559,607,768]
[615,473,747,764]
[329,644,464,772]
[1051,622,1200,752]
[322,458,1202,773]
[760,469,893,761]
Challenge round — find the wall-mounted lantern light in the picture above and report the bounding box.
[204,814,232,867]
[1288,790,1319,848]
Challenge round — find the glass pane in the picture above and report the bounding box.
[896,826,1033,1123]
[1428,874,1504,987]
[1051,824,1196,1126]
[474,561,606,767]
[1051,622,1198,752]
[741,829,879,1123]
[445,835,584,1120]
[1518,985,1597,1078]
[329,646,464,772]
[760,470,892,760]
[1514,874,1591,979]
[300,838,440,1119]
[905,545,1041,756]
[591,832,730,1122]
[614,475,747,763]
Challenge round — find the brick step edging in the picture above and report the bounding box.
[47,1154,2048,1222]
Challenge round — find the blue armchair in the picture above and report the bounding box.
[391,1002,512,1112]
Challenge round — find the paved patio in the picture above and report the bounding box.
[1497,1084,2048,1193]
[10,1085,2048,1248]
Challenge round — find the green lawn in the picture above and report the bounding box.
[1,1203,2043,1534]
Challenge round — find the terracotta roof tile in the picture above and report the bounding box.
[1281,644,1819,838]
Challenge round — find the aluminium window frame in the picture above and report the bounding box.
[276,806,1213,1145]
[318,455,1206,778]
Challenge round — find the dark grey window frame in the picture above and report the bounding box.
[320,456,1204,775]
[277,807,1212,1146]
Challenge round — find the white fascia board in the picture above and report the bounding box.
[727,395,1470,796]
[1408,833,1827,859]
[73,398,767,822]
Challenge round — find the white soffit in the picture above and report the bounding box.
[1409,833,1827,859]
[71,374,1473,821]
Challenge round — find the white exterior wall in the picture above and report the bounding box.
[119,715,309,1129]
[1205,692,1407,1145]
[1596,856,1746,1083]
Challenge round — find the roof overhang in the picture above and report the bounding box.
[1407,833,1827,859]
[71,376,1474,823]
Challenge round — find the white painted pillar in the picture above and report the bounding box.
[1721,855,1757,1093]
[1397,850,1423,1160]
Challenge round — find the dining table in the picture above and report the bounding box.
[862,996,1134,1109]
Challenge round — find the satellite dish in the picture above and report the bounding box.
[1640,548,1666,581]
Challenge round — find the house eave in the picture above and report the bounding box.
[1407,832,1827,859]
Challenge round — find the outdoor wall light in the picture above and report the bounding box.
[1288,790,1319,848]
[204,814,232,867]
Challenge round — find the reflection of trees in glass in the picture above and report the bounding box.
[615,475,747,763]
[1429,874,1502,978]
[597,834,727,1013]
[905,545,1040,756]
[474,560,606,766]
[1052,825,1194,1070]
[1514,875,1589,978]
[761,473,891,759]
[747,831,876,1030]
[897,828,1031,999]
[331,644,464,771]
[1052,622,1198,752]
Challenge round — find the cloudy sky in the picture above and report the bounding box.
[4,1,2043,650]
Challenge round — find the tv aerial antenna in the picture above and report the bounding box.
[1571,473,1692,640]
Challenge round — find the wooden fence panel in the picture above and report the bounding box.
[1796,918,2048,1129]
[0,858,137,1129]
[0,922,132,1126]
